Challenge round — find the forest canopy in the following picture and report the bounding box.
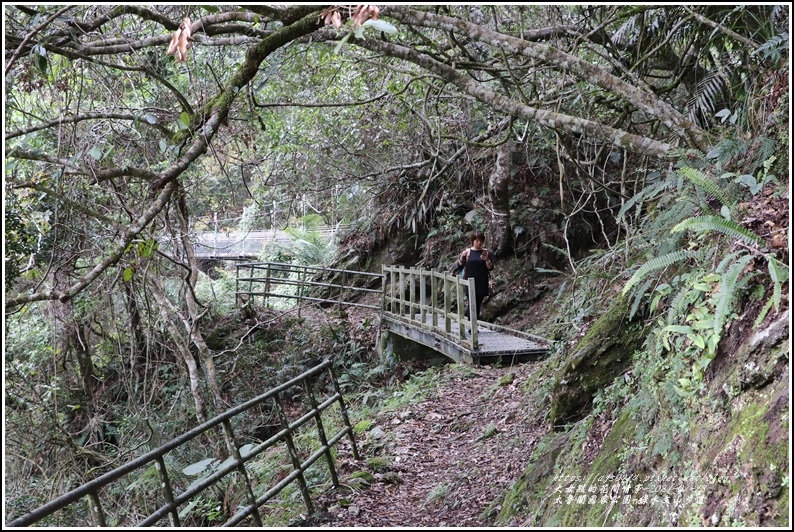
[5,4,787,308]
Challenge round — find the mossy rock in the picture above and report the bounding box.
[494,431,569,525]
[692,378,789,526]
[549,293,644,427]
[366,456,394,472]
[354,419,375,435]
[498,372,516,386]
[345,470,374,489]
[378,329,444,362]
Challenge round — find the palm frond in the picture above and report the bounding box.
[611,14,639,47]
[686,67,730,127]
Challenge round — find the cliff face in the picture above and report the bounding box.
[495,292,789,527]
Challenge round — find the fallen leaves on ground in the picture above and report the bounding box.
[312,361,548,527]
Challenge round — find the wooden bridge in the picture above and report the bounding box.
[235,262,550,365]
[380,266,549,364]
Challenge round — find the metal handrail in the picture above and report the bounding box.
[236,261,384,310]
[6,358,359,528]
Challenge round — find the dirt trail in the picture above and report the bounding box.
[312,361,548,527]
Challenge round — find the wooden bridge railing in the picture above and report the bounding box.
[381,266,479,350]
[235,261,383,311]
[6,359,359,528]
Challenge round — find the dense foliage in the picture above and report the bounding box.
[3,4,789,526]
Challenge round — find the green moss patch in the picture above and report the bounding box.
[549,294,644,426]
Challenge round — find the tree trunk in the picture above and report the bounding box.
[122,280,146,374]
[72,323,95,398]
[148,273,208,424]
[489,140,513,256]
[175,189,225,411]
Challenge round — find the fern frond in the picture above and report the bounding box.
[541,243,570,258]
[713,254,755,335]
[753,297,775,329]
[666,285,691,324]
[622,250,692,295]
[617,180,669,223]
[647,200,696,237]
[629,278,655,320]
[715,251,743,274]
[679,167,735,208]
[534,267,565,275]
[766,255,789,312]
[671,215,765,246]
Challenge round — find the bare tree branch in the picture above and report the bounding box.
[5,5,75,75]
[356,38,675,158]
[381,6,710,153]
[5,180,178,309]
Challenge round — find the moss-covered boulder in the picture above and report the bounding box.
[493,431,569,524]
[549,293,644,427]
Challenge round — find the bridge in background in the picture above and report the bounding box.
[192,227,342,259]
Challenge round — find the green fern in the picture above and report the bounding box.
[713,254,756,335]
[754,296,775,329]
[617,179,669,223]
[766,255,789,312]
[665,284,691,323]
[671,215,765,247]
[629,278,656,320]
[622,250,692,295]
[678,167,735,208]
[643,200,694,238]
[715,250,743,274]
[541,242,571,259]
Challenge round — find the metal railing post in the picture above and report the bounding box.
[222,419,263,526]
[273,395,314,515]
[303,380,339,487]
[326,364,360,460]
[235,264,241,306]
[155,456,180,527]
[264,263,271,307]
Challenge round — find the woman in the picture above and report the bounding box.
[457,230,494,321]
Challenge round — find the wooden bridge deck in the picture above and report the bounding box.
[382,312,549,365]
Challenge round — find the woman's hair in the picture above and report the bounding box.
[470,230,486,243]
